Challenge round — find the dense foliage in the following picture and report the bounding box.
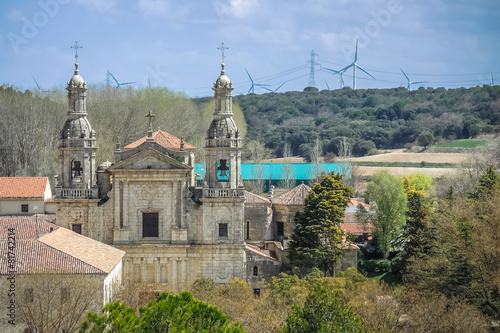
[80,290,245,333]
[228,85,500,158]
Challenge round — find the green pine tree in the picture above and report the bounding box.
[288,172,353,276]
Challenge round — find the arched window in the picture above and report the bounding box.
[253,265,258,276]
[71,160,83,181]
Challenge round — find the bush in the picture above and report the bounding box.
[360,259,392,273]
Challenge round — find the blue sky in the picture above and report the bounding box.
[0,0,499,97]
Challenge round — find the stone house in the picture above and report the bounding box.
[0,177,56,215]
[0,215,124,332]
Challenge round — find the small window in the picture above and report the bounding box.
[219,223,228,238]
[253,288,261,297]
[72,224,82,234]
[25,288,33,303]
[21,204,29,212]
[246,220,251,240]
[143,212,159,237]
[253,265,258,276]
[277,222,284,237]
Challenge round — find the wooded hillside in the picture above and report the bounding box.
[230,85,500,159]
[0,84,498,178]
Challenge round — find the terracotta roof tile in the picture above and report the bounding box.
[0,177,49,199]
[272,183,311,205]
[245,245,279,262]
[39,228,125,273]
[124,130,196,151]
[0,216,124,275]
[244,191,271,204]
[341,223,375,234]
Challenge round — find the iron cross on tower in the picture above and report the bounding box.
[217,42,228,63]
[70,41,82,62]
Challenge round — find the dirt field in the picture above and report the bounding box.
[351,150,468,164]
[357,166,457,178]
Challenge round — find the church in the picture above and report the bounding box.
[53,56,356,294]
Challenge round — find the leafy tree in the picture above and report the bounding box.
[282,285,366,333]
[405,169,500,319]
[288,172,353,276]
[361,170,407,259]
[416,131,435,149]
[80,291,245,333]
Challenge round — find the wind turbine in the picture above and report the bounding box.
[337,39,375,89]
[263,82,285,93]
[400,68,427,90]
[107,70,136,90]
[324,79,330,91]
[245,68,270,94]
[32,77,41,91]
[322,66,347,88]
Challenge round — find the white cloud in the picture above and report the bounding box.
[219,0,261,19]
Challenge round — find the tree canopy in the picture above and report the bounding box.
[361,170,407,259]
[80,290,245,333]
[288,172,353,276]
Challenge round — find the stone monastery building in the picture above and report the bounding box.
[54,58,356,293]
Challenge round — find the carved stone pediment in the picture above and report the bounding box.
[108,148,191,171]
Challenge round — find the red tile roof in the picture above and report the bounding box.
[245,245,279,262]
[341,223,375,234]
[124,130,196,151]
[39,228,125,273]
[272,183,311,205]
[0,177,50,199]
[0,216,124,275]
[244,191,271,204]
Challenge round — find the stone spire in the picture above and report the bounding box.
[55,46,98,198]
[203,59,244,196]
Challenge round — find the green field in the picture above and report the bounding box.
[431,139,487,148]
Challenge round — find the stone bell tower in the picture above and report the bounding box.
[203,62,244,194]
[199,57,246,283]
[55,47,98,199]
[54,43,100,239]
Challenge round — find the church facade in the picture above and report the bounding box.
[54,60,271,293]
[54,58,355,293]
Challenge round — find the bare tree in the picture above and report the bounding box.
[308,137,325,183]
[279,141,295,188]
[337,137,361,194]
[17,274,102,333]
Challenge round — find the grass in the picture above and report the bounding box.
[431,139,487,149]
[366,271,400,285]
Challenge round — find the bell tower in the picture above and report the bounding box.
[203,62,244,195]
[55,43,98,199]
